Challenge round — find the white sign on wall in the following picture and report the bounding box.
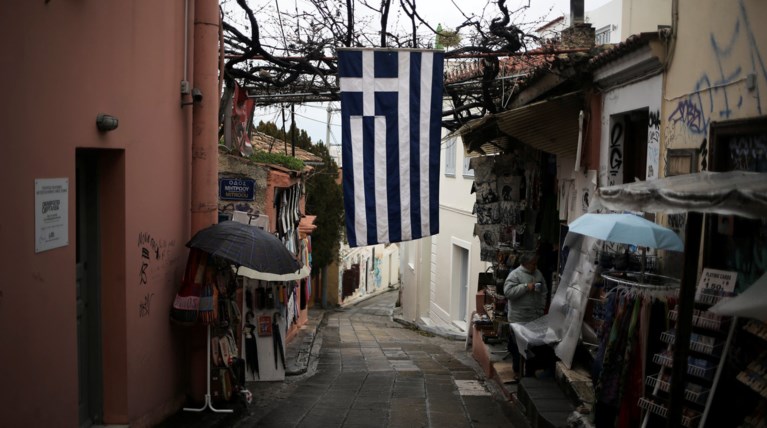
[35,178,69,253]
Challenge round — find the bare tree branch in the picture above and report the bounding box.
[221,0,572,131]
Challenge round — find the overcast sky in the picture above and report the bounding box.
[249,0,612,147]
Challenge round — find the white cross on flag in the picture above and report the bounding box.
[338,48,444,247]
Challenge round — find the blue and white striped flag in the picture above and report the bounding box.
[338,48,444,247]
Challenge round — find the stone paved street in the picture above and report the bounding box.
[161,289,527,427]
[239,290,523,428]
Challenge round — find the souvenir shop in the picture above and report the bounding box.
[473,168,767,428]
[586,170,767,428]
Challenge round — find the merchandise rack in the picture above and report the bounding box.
[694,291,733,306]
[652,352,717,381]
[669,309,730,331]
[737,369,767,399]
[638,397,701,427]
[659,331,723,356]
[744,320,767,342]
[645,374,710,405]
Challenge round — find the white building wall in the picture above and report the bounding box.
[400,241,418,321]
[426,135,490,332]
[399,236,432,323]
[621,0,672,39]
[389,246,400,285]
[586,0,623,43]
[599,74,663,187]
[399,133,490,332]
[561,0,672,44]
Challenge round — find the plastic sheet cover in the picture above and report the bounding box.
[511,233,599,368]
[591,171,767,219]
[710,272,767,322]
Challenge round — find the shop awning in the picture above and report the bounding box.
[452,91,584,157]
[591,171,767,219]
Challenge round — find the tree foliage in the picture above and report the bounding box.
[249,150,305,170]
[256,120,313,151]
[304,142,344,269]
[256,120,344,269]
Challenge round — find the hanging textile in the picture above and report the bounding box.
[244,311,259,379]
[287,285,296,330]
[592,286,676,428]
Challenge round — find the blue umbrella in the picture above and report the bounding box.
[568,213,684,251]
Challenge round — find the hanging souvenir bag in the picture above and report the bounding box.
[170,249,207,326]
[198,260,219,325]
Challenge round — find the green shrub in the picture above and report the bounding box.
[249,150,305,171]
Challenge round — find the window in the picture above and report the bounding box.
[463,156,474,178]
[444,137,456,176]
[666,149,698,176]
[595,25,611,45]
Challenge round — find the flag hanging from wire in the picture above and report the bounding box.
[338,48,444,247]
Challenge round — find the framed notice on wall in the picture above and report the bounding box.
[35,178,69,253]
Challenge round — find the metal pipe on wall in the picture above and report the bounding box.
[191,0,220,234]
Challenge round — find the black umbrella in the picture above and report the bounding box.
[186,221,301,275]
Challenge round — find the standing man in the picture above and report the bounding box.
[504,252,547,379]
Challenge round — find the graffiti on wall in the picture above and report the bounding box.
[668,0,766,141]
[728,134,767,171]
[373,254,382,288]
[731,233,767,291]
[220,202,256,214]
[668,213,687,234]
[138,232,165,285]
[647,110,661,179]
[608,120,624,185]
[137,232,177,318]
[139,293,155,318]
[667,100,705,134]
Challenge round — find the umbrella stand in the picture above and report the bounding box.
[183,325,234,414]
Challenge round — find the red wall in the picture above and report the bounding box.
[0,1,203,425]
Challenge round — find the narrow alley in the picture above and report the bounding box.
[162,289,525,428]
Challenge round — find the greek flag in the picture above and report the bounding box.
[338,48,444,247]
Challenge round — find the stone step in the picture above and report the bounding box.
[517,377,574,428]
[555,361,595,412]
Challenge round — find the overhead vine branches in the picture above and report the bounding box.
[221,0,559,130]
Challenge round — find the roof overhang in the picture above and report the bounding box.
[453,91,584,158]
[592,37,666,89]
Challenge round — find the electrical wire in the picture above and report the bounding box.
[293,112,341,127]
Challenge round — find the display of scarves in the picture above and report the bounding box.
[618,301,644,426]
[593,291,675,428]
[292,283,299,321]
[596,296,639,407]
[592,292,618,382]
[287,285,295,331]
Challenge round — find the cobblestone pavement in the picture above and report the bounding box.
[161,290,526,427]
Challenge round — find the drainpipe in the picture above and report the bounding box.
[191,0,220,234]
[188,0,220,403]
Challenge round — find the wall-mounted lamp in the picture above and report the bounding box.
[181,88,203,107]
[96,114,119,132]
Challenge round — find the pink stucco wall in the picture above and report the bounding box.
[0,1,206,426]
